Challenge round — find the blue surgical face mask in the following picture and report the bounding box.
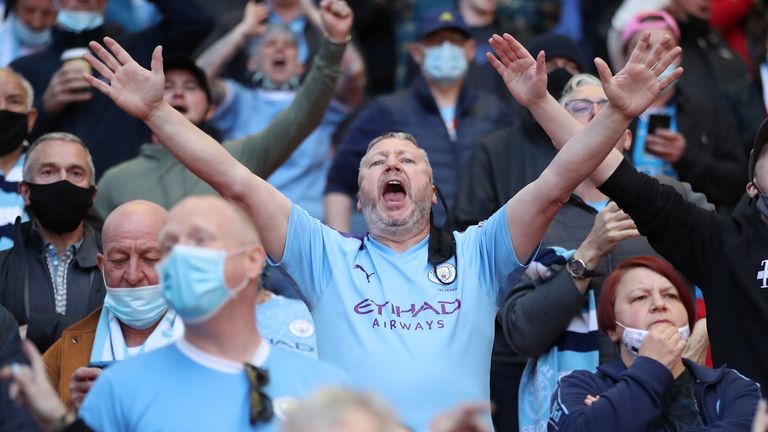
[421,41,468,85]
[10,13,51,47]
[103,281,168,330]
[157,244,252,324]
[616,321,690,357]
[56,9,104,33]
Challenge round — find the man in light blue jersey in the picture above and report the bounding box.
[0,68,36,250]
[84,19,683,430]
[79,195,349,432]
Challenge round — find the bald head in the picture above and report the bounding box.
[99,200,168,288]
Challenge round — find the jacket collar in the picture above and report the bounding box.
[412,75,476,116]
[23,219,101,268]
[599,358,727,384]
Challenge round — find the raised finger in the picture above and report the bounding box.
[594,57,613,88]
[486,52,506,77]
[489,35,515,65]
[535,50,546,77]
[83,74,112,98]
[103,36,136,67]
[645,35,672,69]
[87,40,121,74]
[84,51,114,82]
[626,31,650,65]
[503,33,532,61]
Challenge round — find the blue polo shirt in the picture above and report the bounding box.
[271,203,527,431]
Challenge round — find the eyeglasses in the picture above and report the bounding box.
[565,98,609,117]
[245,364,274,425]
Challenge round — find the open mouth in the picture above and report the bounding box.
[382,180,406,203]
[171,104,187,114]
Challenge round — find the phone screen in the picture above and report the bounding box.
[647,114,671,135]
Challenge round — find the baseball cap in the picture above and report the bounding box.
[417,8,470,40]
[622,11,681,46]
[163,56,212,104]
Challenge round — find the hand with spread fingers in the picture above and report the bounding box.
[596,32,682,120]
[487,33,548,109]
[83,37,165,122]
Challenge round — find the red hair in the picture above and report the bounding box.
[597,256,695,335]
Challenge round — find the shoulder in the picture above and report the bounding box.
[268,344,349,385]
[60,307,102,335]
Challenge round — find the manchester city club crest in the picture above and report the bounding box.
[288,319,315,338]
[428,263,456,284]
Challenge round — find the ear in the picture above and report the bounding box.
[18,181,30,206]
[356,196,362,212]
[247,56,260,74]
[26,108,37,132]
[464,39,476,62]
[246,244,266,280]
[431,185,437,205]
[296,63,305,76]
[96,253,105,273]
[409,43,425,65]
[747,181,759,199]
[607,326,621,343]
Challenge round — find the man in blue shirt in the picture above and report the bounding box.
[85,21,683,430]
[79,194,348,432]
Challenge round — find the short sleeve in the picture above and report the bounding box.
[79,373,125,432]
[267,204,348,308]
[457,204,532,300]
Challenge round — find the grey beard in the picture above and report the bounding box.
[361,196,432,237]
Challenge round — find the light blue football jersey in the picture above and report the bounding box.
[271,204,527,431]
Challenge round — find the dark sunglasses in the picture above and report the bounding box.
[245,363,274,425]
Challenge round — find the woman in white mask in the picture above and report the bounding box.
[549,256,761,431]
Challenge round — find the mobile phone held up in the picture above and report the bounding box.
[87,361,115,369]
[647,113,671,136]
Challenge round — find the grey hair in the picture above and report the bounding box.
[23,132,96,185]
[0,68,34,109]
[358,132,433,185]
[559,73,602,106]
[249,23,298,58]
[281,388,401,432]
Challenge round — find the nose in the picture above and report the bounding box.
[122,258,146,287]
[383,154,402,172]
[649,291,669,312]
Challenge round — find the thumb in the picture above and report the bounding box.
[594,57,613,87]
[150,45,164,77]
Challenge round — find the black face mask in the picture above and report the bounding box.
[0,110,28,157]
[547,68,574,101]
[26,180,94,234]
[680,15,710,39]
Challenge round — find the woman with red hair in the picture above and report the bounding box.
[548,256,760,431]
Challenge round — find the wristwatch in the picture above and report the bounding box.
[566,258,595,279]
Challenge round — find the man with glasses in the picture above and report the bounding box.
[78,195,348,431]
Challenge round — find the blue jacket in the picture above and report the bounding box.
[325,76,514,222]
[549,357,761,431]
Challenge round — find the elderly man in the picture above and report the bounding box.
[0,132,103,352]
[9,0,213,177]
[42,200,179,410]
[324,7,514,232]
[79,196,347,431]
[85,27,681,430]
[0,0,57,66]
[0,68,37,249]
[93,0,351,219]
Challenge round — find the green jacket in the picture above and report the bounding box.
[95,40,345,218]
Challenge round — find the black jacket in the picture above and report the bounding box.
[628,88,746,211]
[9,0,213,178]
[600,158,768,395]
[0,305,39,432]
[0,219,104,352]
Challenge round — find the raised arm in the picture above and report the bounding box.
[489,32,682,262]
[84,38,291,260]
[196,1,269,104]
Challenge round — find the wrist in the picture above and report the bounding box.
[324,32,351,45]
[573,244,601,271]
[45,409,74,432]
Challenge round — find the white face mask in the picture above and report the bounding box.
[616,321,690,357]
[421,41,468,85]
[56,9,104,33]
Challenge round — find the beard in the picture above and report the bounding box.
[360,186,433,236]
